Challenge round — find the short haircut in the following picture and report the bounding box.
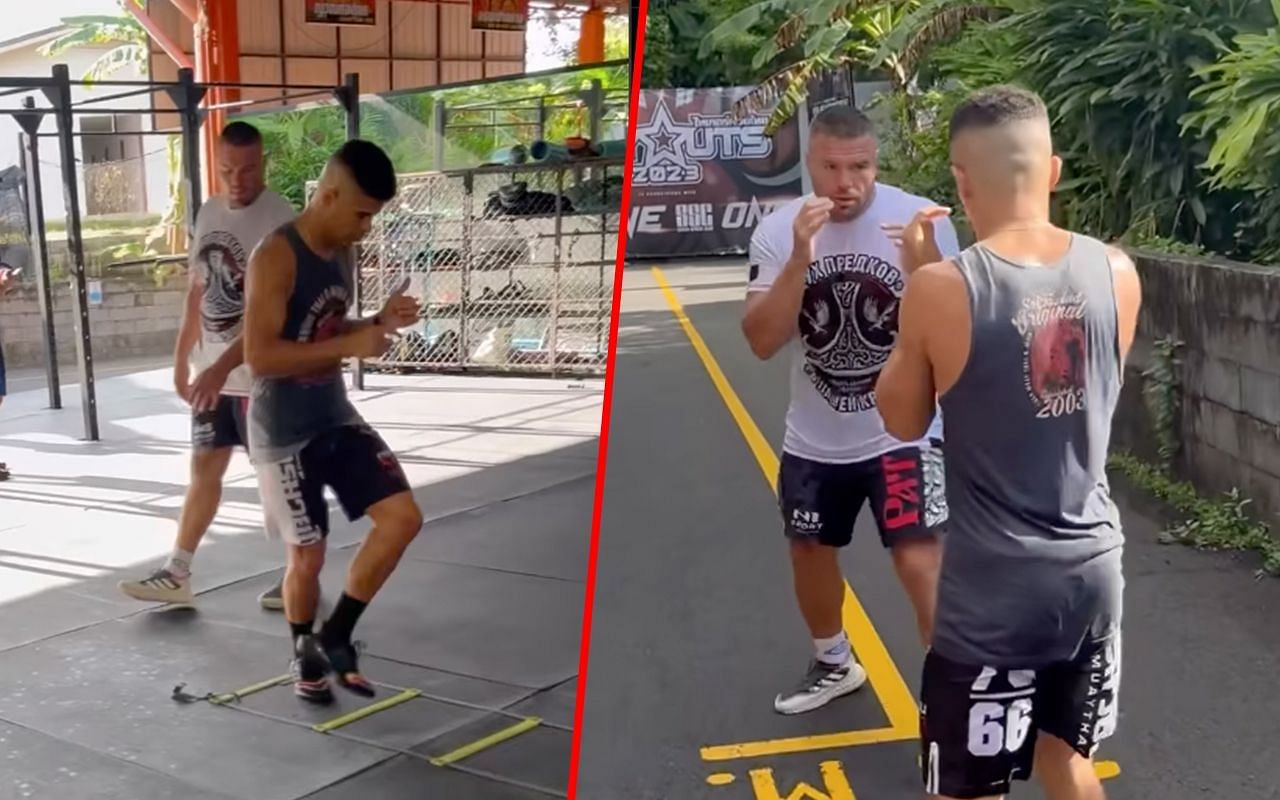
[809,104,875,141]
[220,121,262,147]
[332,139,397,202]
[949,85,1049,142]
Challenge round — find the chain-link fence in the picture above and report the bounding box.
[341,156,622,377]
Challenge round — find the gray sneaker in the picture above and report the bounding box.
[258,580,285,611]
[773,659,867,715]
[119,568,194,605]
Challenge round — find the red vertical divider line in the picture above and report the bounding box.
[566,2,649,796]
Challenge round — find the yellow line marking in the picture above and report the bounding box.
[652,267,918,757]
[210,674,292,705]
[429,716,543,767]
[1096,760,1121,780]
[312,688,422,733]
[706,772,736,786]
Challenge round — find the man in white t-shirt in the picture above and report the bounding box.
[120,121,297,609]
[742,104,960,714]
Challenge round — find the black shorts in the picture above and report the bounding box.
[254,424,412,547]
[192,395,249,450]
[777,439,947,548]
[919,634,1122,798]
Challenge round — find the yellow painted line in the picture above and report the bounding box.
[429,716,542,767]
[210,674,292,705]
[652,267,918,757]
[312,688,422,733]
[703,727,912,762]
[1097,760,1121,779]
[706,772,736,786]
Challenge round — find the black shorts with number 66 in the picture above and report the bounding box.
[919,633,1122,798]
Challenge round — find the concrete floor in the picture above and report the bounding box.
[575,261,1280,800]
[0,363,603,799]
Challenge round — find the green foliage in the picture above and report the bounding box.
[645,0,779,89]
[1108,451,1280,578]
[1181,5,1280,263]
[39,3,148,83]
[1140,336,1183,470]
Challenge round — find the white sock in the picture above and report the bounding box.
[165,548,195,578]
[814,632,852,667]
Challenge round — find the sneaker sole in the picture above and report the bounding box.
[118,583,194,605]
[294,679,334,705]
[773,663,869,715]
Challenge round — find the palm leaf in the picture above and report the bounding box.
[878,4,1011,82]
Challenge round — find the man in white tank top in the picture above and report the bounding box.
[119,122,296,609]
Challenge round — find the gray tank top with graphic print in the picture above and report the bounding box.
[248,223,363,464]
[931,232,1126,668]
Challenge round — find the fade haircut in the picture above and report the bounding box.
[949,85,1050,142]
[332,139,397,202]
[809,104,876,141]
[220,121,262,147]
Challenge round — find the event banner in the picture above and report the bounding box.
[304,1,376,25]
[472,0,528,31]
[626,88,805,259]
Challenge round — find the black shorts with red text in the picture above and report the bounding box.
[255,424,411,547]
[777,439,947,548]
[919,633,1122,798]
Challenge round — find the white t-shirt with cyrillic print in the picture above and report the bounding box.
[189,190,297,397]
[746,183,959,464]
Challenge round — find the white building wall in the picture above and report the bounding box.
[0,39,171,224]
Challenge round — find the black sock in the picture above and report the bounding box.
[321,593,368,646]
[290,620,314,640]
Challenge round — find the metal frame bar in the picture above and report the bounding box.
[16,98,59,412]
[46,64,98,441]
[338,72,365,391]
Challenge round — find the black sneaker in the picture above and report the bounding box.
[290,635,334,705]
[773,659,868,715]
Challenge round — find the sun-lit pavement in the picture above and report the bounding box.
[0,363,602,799]
[575,261,1280,800]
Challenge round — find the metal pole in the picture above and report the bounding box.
[586,80,603,145]
[433,100,447,170]
[15,99,60,410]
[169,67,207,230]
[340,72,364,391]
[45,64,97,441]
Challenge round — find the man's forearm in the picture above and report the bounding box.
[210,335,246,374]
[743,255,808,359]
[247,333,357,378]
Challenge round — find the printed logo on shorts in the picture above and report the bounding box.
[799,253,903,414]
[1013,290,1088,419]
[276,459,321,546]
[790,508,822,535]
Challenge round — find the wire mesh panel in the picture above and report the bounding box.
[353,157,621,376]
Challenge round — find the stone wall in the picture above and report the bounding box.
[1116,251,1280,525]
[0,272,185,370]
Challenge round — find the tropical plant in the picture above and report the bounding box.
[704,0,1022,133]
[1011,0,1267,253]
[38,1,147,83]
[644,0,780,89]
[1180,0,1280,262]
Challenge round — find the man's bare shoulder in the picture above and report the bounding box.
[1103,243,1138,273]
[911,258,967,294]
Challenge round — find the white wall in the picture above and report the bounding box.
[0,38,171,224]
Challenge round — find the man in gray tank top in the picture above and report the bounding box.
[243,140,424,705]
[875,86,1142,799]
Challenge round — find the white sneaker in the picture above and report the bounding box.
[119,568,194,605]
[773,659,868,715]
[258,580,285,611]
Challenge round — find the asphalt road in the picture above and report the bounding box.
[575,262,1280,800]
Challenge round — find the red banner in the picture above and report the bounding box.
[305,0,376,26]
[472,0,527,32]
